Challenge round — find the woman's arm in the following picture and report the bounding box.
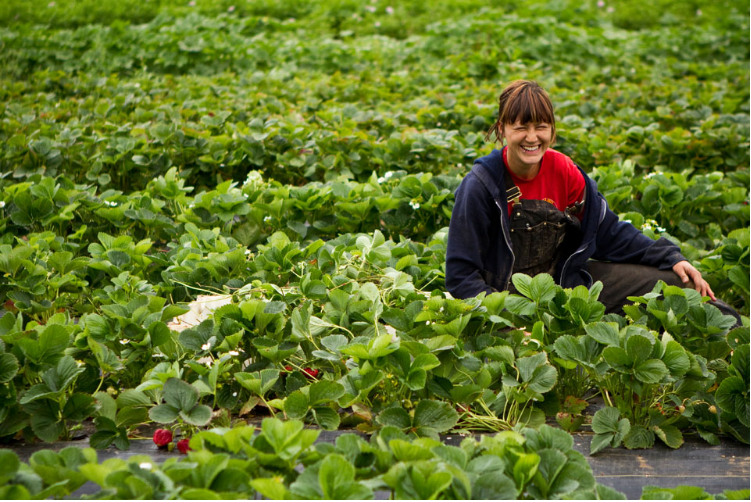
[445,173,497,299]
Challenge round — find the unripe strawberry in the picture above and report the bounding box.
[678,405,686,413]
[709,405,717,414]
[153,429,173,448]
[177,438,191,454]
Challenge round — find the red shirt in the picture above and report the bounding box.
[503,147,586,216]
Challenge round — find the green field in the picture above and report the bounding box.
[0,0,749,499]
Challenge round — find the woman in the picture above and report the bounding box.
[446,80,739,321]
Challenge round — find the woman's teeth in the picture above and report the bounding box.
[522,145,539,152]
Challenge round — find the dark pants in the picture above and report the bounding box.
[587,261,742,326]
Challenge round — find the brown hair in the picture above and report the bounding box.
[485,80,556,144]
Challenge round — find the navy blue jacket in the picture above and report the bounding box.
[445,149,686,299]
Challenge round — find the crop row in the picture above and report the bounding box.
[3,417,749,500]
[1,9,748,191]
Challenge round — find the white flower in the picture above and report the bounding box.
[385,325,396,335]
[228,350,239,356]
[426,321,430,325]
[409,201,420,210]
[384,171,393,179]
[188,203,195,208]
[120,339,129,345]
[597,0,605,7]
[386,6,394,14]
[188,1,195,6]
[228,5,235,12]
[374,21,381,27]
[606,6,614,12]
[104,200,117,207]
[0,201,5,208]
[201,342,211,351]
[439,307,444,312]
[244,249,252,255]
[232,392,238,396]
[696,9,702,16]
[657,226,666,233]
[377,177,385,183]
[365,5,376,12]
[139,462,152,470]
[264,216,272,222]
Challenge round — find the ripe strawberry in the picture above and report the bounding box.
[153,429,173,448]
[303,368,319,378]
[177,438,191,454]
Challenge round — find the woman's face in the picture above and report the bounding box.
[502,120,553,174]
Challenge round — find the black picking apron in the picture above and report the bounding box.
[504,171,583,287]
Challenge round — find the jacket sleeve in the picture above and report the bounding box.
[445,174,496,299]
[591,194,686,269]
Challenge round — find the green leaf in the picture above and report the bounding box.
[163,378,198,411]
[0,352,19,383]
[623,425,655,449]
[512,274,532,298]
[263,301,286,314]
[251,478,292,499]
[312,407,340,430]
[284,390,309,420]
[181,404,212,426]
[589,433,614,455]
[591,407,621,434]
[319,453,355,499]
[309,380,345,406]
[626,334,654,366]
[63,393,97,421]
[148,404,179,423]
[527,364,558,394]
[473,472,518,500]
[716,376,750,427]
[653,424,683,449]
[513,452,540,490]
[634,359,668,384]
[484,345,515,365]
[378,407,412,429]
[516,352,546,382]
[662,341,690,377]
[178,319,214,351]
[529,274,557,304]
[413,400,458,432]
[602,346,630,370]
[0,450,20,484]
[584,322,620,346]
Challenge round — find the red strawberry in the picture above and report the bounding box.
[303,368,319,378]
[153,429,173,448]
[177,438,191,454]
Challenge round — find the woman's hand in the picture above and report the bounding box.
[672,260,716,301]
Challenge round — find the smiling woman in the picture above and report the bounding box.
[446,79,741,325]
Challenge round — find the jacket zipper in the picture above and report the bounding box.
[494,200,516,290]
[560,201,606,284]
